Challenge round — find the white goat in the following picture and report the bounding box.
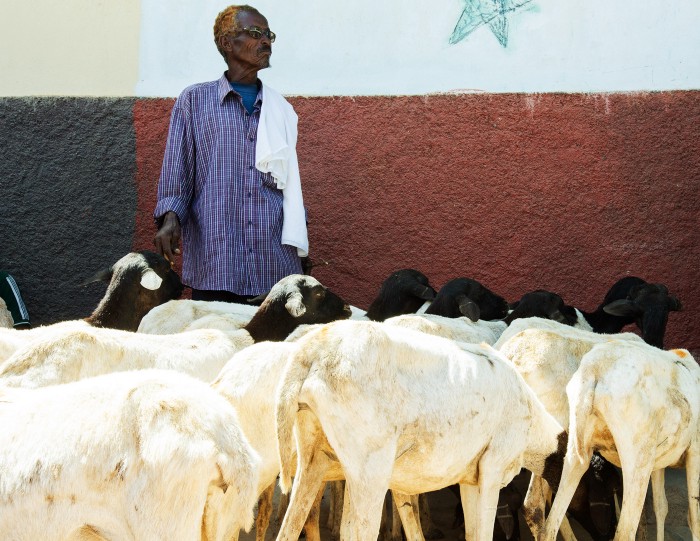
[0,275,351,389]
[0,320,90,364]
[138,268,431,333]
[138,299,258,334]
[0,326,252,388]
[495,319,644,427]
[212,341,306,541]
[0,369,260,541]
[495,320,643,539]
[541,341,700,541]
[384,313,506,345]
[275,320,566,541]
[213,337,429,541]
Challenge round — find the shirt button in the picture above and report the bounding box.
[248,220,253,225]
[247,192,251,197]
[249,165,254,170]
[248,248,253,253]
[249,136,254,141]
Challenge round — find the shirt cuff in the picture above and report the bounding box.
[154,197,189,226]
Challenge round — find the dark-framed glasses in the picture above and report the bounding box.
[239,26,276,42]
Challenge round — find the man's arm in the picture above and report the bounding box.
[154,101,195,263]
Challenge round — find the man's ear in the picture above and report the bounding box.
[219,35,232,54]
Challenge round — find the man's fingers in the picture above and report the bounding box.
[153,236,164,257]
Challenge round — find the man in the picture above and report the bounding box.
[154,4,308,304]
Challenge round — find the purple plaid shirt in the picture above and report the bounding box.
[155,73,302,295]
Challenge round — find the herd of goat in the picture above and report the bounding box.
[0,250,693,541]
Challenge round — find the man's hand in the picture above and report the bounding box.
[154,211,182,265]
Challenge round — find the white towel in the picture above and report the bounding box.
[256,83,309,257]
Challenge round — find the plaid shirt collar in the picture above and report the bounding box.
[217,72,263,107]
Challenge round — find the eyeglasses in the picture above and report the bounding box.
[238,26,276,43]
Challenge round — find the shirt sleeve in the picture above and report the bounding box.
[154,96,195,226]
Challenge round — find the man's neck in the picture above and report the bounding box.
[226,66,259,85]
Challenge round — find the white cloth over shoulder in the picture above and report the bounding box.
[255,84,309,257]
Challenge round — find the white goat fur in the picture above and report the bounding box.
[542,341,700,541]
[0,369,260,541]
[384,313,506,345]
[275,320,565,541]
[212,341,302,541]
[0,325,253,388]
[0,320,89,364]
[494,320,643,538]
[573,308,594,331]
[212,338,401,541]
[0,298,13,329]
[138,299,258,334]
[495,319,644,427]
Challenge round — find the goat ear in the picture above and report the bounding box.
[140,269,163,291]
[285,292,307,317]
[548,309,569,324]
[247,292,269,305]
[81,266,113,286]
[409,283,435,301]
[456,294,480,322]
[667,295,682,311]
[602,299,639,317]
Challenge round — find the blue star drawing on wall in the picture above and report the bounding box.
[450,0,534,47]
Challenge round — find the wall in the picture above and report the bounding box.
[0,0,698,354]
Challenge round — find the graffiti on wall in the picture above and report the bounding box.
[450,0,534,47]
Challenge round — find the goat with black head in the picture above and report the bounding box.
[426,277,509,322]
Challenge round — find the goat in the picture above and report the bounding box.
[505,277,681,348]
[541,341,700,541]
[0,251,183,363]
[275,320,567,541]
[425,277,509,322]
[137,299,257,334]
[364,269,436,321]
[0,369,260,541]
[0,275,351,388]
[495,322,643,540]
[83,250,183,331]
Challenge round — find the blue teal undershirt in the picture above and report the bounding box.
[230,81,259,114]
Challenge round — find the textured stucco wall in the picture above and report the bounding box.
[130,92,699,353]
[0,98,137,323]
[1,93,697,355]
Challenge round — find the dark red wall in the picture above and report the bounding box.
[133,92,699,353]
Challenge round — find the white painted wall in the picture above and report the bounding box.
[137,0,700,97]
[1,0,697,97]
[0,0,140,96]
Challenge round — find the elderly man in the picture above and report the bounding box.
[154,4,308,303]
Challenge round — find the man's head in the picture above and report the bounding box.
[214,5,273,74]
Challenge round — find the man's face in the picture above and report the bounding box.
[224,11,273,71]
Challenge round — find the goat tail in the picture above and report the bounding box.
[276,345,315,494]
[215,444,260,533]
[571,373,596,465]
